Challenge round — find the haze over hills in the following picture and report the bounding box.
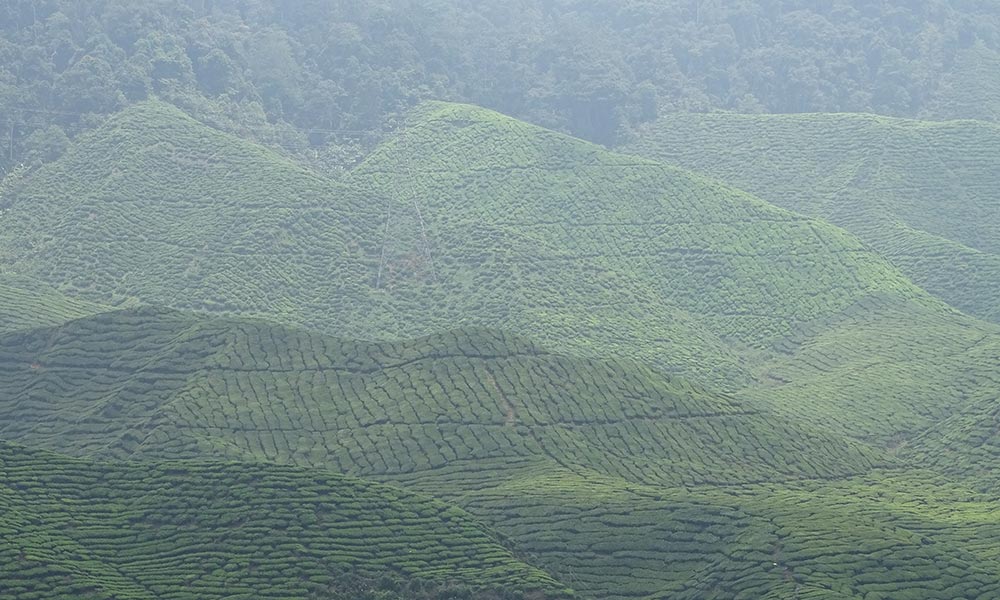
[624,112,1000,324]
[4,2,1000,599]
[1,96,999,600]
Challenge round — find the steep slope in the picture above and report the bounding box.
[624,112,1000,323]
[0,100,749,384]
[0,274,107,334]
[0,441,568,600]
[350,102,932,364]
[4,309,1000,599]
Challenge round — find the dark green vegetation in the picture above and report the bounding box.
[624,112,1000,323]
[0,440,567,600]
[4,308,1000,599]
[5,0,1000,173]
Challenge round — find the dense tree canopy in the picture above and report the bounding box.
[2,0,1000,173]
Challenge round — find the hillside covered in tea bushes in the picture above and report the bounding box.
[2,99,1000,599]
[3,308,1000,599]
[1,100,998,446]
[4,2,1000,599]
[0,440,569,600]
[624,112,1000,324]
[0,307,884,486]
[0,274,107,334]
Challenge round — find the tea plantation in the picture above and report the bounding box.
[0,441,568,600]
[0,275,107,334]
[3,100,1000,599]
[4,99,991,443]
[624,112,1000,324]
[0,307,884,486]
[3,307,1000,599]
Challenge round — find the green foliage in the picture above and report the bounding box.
[4,0,1000,174]
[0,307,883,486]
[3,100,1000,599]
[3,100,998,446]
[624,112,1000,324]
[3,308,1000,599]
[0,440,568,599]
[0,274,107,334]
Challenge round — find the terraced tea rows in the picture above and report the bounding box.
[743,295,1000,441]
[0,274,107,334]
[0,101,383,330]
[349,102,1000,443]
[4,100,1000,598]
[0,99,970,393]
[351,102,931,354]
[0,440,568,600]
[900,388,1000,493]
[4,100,997,444]
[624,112,1000,323]
[8,307,1000,599]
[0,308,883,487]
[452,473,1000,600]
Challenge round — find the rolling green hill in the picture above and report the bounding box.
[0,100,933,383]
[2,100,998,443]
[3,308,1000,599]
[624,112,1000,324]
[0,101,382,329]
[0,307,883,488]
[0,440,568,600]
[349,102,1000,443]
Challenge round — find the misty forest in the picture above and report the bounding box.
[1,1,1000,599]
